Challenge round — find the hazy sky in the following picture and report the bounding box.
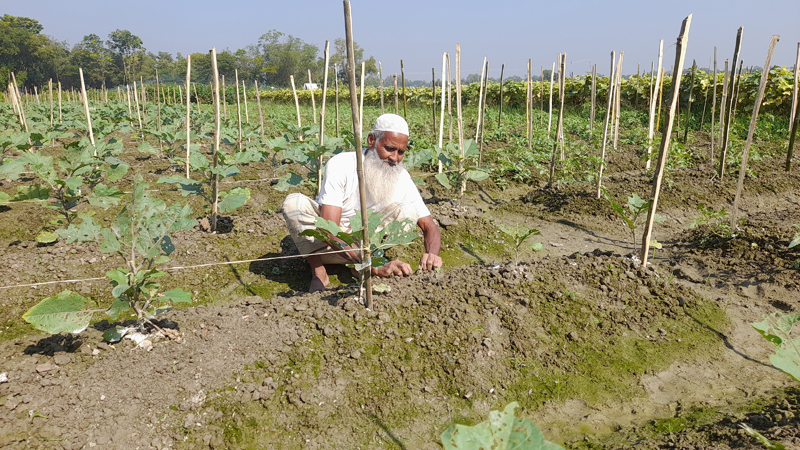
[7,0,800,79]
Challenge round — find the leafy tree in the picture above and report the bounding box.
[330,38,377,83]
[256,30,319,87]
[106,29,144,84]
[1,15,43,34]
[70,34,115,88]
[0,15,53,86]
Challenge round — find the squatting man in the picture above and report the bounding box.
[282,113,443,292]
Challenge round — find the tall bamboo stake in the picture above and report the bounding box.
[10,73,29,133]
[242,80,249,124]
[475,57,487,142]
[590,64,597,134]
[79,68,96,152]
[447,53,453,143]
[393,74,398,115]
[479,60,489,160]
[719,27,743,179]
[711,48,718,160]
[455,44,465,195]
[526,59,531,144]
[193,83,200,115]
[317,40,331,196]
[656,67,665,131]
[126,84,133,124]
[255,80,265,139]
[221,74,227,118]
[700,56,711,129]
[557,53,567,160]
[547,62,555,135]
[498,63,505,128]
[612,53,623,149]
[57,81,62,123]
[290,75,302,132]
[335,64,340,138]
[48,79,53,127]
[308,69,317,124]
[731,35,779,226]
[718,60,729,147]
[343,0,372,309]
[786,43,800,171]
[401,59,407,118]
[210,47,222,233]
[132,81,143,132]
[359,61,365,142]
[596,51,617,198]
[682,60,697,143]
[431,67,437,139]
[646,41,664,170]
[438,52,447,173]
[235,69,242,150]
[730,59,744,124]
[379,62,384,114]
[185,54,192,178]
[640,14,693,264]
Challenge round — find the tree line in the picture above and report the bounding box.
[0,14,379,90]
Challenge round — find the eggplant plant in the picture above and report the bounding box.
[602,189,664,254]
[269,123,347,192]
[433,139,491,201]
[24,175,196,340]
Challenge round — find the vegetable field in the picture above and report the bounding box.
[1,47,800,450]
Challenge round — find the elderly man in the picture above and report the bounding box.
[282,113,443,292]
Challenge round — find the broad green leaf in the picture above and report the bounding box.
[161,288,191,303]
[57,215,102,243]
[36,231,59,244]
[23,291,93,334]
[789,233,800,249]
[435,172,452,190]
[403,148,433,170]
[752,312,800,381]
[112,283,132,299]
[100,228,121,253]
[274,172,304,192]
[0,192,10,203]
[88,184,125,209]
[11,184,51,202]
[137,142,159,155]
[103,325,131,343]
[529,241,544,252]
[106,269,129,286]
[441,402,563,450]
[466,169,490,182]
[105,158,129,182]
[106,299,131,320]
[0,158,27,180]
[218,186,250,213]
[373,283,391,293]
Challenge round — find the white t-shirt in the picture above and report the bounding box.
[317,150,430,226]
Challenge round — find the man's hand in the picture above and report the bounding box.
[418,253,443,271]
[373,260,412,278]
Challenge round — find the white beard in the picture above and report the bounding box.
[363,148,405,211]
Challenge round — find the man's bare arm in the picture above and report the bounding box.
[417,216,443,270]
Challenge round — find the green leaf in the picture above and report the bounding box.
[106,299,131,320]
[105,158,129,182]
[752,312,800,381]
[100,228,121,253]
[137,142,159,155]
[274,172,303,191]
[112,283,132,299]
[0,158,27,180]
[23,291,93,334]
[0,192,10,203]
[11,184,51,202]
[435,172,452,190]
[103,325,131,343]
[88,184,125,209]
[441,402,563,450]
[36,231,59,244]
[789,233,800,249]
[218,186,250,213]
[161,288,191,303]
[56,215,102,243]
[106,269,129,286]
[529,241,544,252]
[466,169,490,182]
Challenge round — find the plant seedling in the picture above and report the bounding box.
[495,222,543,261]
[602,189,664,253]
[23,175,196,340]
[433,139,491,202]
[691,204,734,239]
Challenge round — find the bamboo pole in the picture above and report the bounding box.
[290,75,302,132]
[682,60,697,143]
[379,62,384,114]
[596,51,617,198]
[155,69,162,137]
[731,35,779,226]
[401,59,407,118]
[557,53,567,160]
[10,73,29,133]
[125,84,133,124]
[308,69,317,124]
[475,57,487,142]
[730,59,744,124]
[359,61,365,142]
[48,79,53,127]
[438,52,447,174]
[786,43,800,171]
[612,53,623,149]
[656,67,665,132]
[34,86,40,104]
[711,48,718,160]
[57,81,62,123]
[456,44,465,196]
[335,64,340,138]
[700,56,710,130]
[526,59,531,144]
[640,14,692,264]
[193,83,200,115]
[718,59,729,147]
[186,54,192,178]
[132,81,143,131]
[242,80,249,124]
[235,69,242,150]
[479,60,489,160]
[343,0,372,309]
[317,40,331,196]
[221,74,227,119]
[255,80,265,139]
[590,64,597,135]
[393,74,398,115]
[78,68,96,151]
[718,27,743,179]
[431,67,437,140]
[210,47,222,233]
[447,53,453,143]
[547,62,555,135]
[646,41,664,170]
[498,63,505,128]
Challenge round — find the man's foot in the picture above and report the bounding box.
[309,276,328,293]
[307,255,329,293]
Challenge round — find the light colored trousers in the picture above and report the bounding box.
[281,193,417,265]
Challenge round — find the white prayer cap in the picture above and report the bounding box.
[372,113,409,136]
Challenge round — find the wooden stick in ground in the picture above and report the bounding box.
[221,75,227,119]
[210,47,222,233]
[590,64,597,135]
[438,52,447,174]
[235,69,242,150]
[447,54,453,142]
[57,81,62,123]
[10,73,29,133]
[401,59,407,118]
[379,62,384,114]
[476,57,487,142]
[343,0,372,309]
[359,61,365,140]
[646,40,664,170]
[682,60,697,143]
[700,56,710,129]
[547,61,555,135]
[612,53,623,150]
[455,44,465,196]
[185,54,192,178]
[78,68,96,152]
[640,14,693,264]
[132,81,143,132]
[290,75,302,132]
[155,69,162,135]
[393,74,399,115]
[34,86,40,104]
[498,63,505,128]
[557,53,567,160]
[255,80,265,139]
[718,59,729,146]
[125,84,133,125]
[48,79,53,127]
[193,83,200,115]
[656,67,665,132]
[710,48,718,160]
[540,66,544,128]
[335,64,340,138]
[786,43,800,172]
[526,59,531,144]
[731,35,779,226]
[479,60,489,160]
[317,40,331,196]
[431,67,437,140]
[596,51,617,198]
[718,27,744,179]
[730,59,744,124]
[308,69,317,124]
[242,80,249,124]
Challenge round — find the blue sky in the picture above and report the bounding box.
[7,0,800,79]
